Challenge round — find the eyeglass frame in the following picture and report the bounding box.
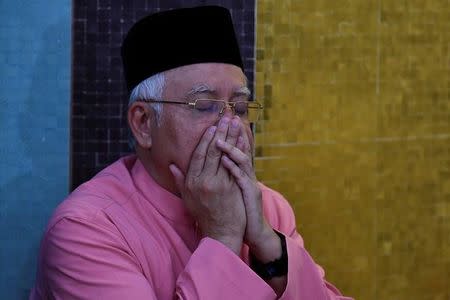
[138,98,264,121]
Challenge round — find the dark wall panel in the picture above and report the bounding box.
[71,0,255,190]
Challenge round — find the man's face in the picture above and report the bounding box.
[147,63,253,192]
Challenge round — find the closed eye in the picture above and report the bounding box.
[194,99,222,112]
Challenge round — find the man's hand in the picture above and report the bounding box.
[216,122,282,262]
[217,121,287,296]
[169,117,246,255]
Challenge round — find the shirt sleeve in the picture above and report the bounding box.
[278,231,354,300]
[262,187,354,300]
[176,238,277,299]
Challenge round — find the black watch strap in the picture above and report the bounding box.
[250,230,288,280]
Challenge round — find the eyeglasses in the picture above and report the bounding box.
[139,98,264,122]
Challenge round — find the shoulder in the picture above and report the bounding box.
[259,182,297,234]
[39,157,144,278]
[46,155,139,235]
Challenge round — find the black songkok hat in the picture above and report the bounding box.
[121,6,244,92]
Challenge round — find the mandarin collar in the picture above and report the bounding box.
[131,157,194,225]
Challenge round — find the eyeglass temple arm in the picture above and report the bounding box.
[140,99,191,106]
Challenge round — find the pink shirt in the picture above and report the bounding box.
[31,155,353,299]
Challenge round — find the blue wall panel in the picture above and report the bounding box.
[0,1,71,298]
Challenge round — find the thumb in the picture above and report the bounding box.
[169,164,185,194]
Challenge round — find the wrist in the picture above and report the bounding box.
[211,235,243,256]
[249,225,282,263]
[250,231,288,280]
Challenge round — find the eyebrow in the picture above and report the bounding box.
[187,83,216,96]
[233,86,251,97]
[186,83,251,98]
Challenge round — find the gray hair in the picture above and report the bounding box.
[127,72,165,149]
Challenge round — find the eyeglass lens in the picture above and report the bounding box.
[194,100,260,122]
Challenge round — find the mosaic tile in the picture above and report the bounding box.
[256,0,449,299]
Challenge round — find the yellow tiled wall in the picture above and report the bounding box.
[255,1,449,299]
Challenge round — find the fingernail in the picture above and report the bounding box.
[219,117,230,129]
[208,126,217,134]
[217,139,224,146]
[231,118,239,128]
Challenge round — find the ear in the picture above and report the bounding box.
[127,101,154,149]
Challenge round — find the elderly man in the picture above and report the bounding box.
[31,6,352,300]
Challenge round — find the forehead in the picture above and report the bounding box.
[164,63,247,96]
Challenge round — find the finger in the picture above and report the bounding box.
[216,139,254,179]
[221,155,253,187]
[236,136,246,153]
[203,116,230,174]
[169,164,186,196]
[217,116,241,178]
[239,123,253,158]
[225,116,241,147]
[187,126,216,177]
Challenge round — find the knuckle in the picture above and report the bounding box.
[206,149,221,159]
[242,142,250,152]
[236,152,248,163]
[228,127,239,137]
[199,180,213,194]
[191,151,205,161]
[222,142,233,151]
[223,145,235,155]
[185,177,196,190]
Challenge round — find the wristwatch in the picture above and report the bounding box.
[250,230,288,280]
